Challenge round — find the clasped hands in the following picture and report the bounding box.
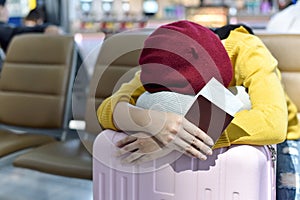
[116,110,214,165]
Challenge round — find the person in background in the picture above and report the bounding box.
[23,7,45,27]
[266,0,300,32]
[0,0,62,53]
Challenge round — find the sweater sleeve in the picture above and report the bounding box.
[218,31,288,147]
[97,71,146,130]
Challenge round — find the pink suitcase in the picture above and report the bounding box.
[93,130,276,200]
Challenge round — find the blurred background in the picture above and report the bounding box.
[6,0,294,34]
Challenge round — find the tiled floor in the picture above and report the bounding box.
[0,151,93,200]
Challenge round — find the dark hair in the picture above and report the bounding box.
[0,0,6,6]
[211,24,254,40]
[25,7,45,23]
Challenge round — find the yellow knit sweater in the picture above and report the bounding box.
[97,27,300,148]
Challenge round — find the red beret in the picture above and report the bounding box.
[139,20,233,95]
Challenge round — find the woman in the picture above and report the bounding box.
[97,20,300,199]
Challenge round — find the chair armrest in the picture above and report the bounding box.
[69,120,86,131]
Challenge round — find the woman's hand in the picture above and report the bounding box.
[113,102,214,160]
[145,110,214,160]
[115,132,172,164]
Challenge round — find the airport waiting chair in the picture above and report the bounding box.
[14,33,105,179]
[13,29,147,179]
[13,33,92,179]
[0,34,76,157]
[33,29,149,178]
[63,29,148,168]
[84,29,152,141]
[92,30,277,200]
[257,34,300,120]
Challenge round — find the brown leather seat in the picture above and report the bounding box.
[258,34,300,118]
[13,29,153,180]
[11,33,92,179]
[84,29,153,151]
[14,139,92,179]
[0,34,76,157]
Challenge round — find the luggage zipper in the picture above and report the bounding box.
[267,145,277,162]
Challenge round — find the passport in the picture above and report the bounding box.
[184,78,244,144]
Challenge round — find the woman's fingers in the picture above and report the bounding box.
[118,137,163,164]
[116,135,137,147]
[183,118,214,146]
[116,142,138,156]
[121,152,143,164]
[134,147,173,164]
[116,133,163,163]
[178,129,213,156]
[172,136,208,160]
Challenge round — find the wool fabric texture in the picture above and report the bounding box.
[136,87,251,116]
[139,20,233,95]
